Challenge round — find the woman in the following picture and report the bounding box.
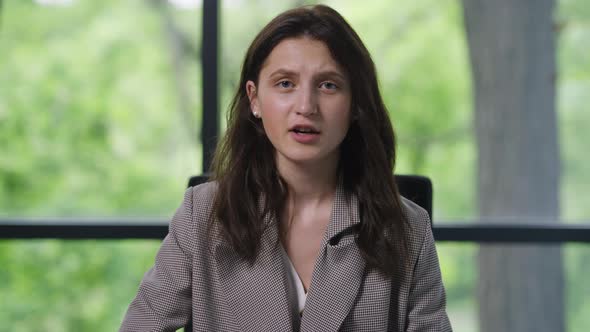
[120,5,451,332]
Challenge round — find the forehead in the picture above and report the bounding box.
[259,37,345,76]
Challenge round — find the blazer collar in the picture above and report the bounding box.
[212,181,365,332]
[300,183,366,331]
[323,181,361,243]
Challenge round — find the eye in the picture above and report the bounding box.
[320,81,338,90]
[277,80,294,88]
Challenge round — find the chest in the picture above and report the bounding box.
[282,204,332,291]
[192,251,396,332]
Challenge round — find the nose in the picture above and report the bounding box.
[295,86,317,116]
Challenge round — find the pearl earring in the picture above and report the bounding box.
[253,111,260,118]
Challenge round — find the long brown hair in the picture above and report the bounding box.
[210,5,409,276]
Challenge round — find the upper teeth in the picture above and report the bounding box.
[297,128,313,133]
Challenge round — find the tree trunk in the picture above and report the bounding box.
[462,1,564,331]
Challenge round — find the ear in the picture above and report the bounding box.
[246,80,259,115]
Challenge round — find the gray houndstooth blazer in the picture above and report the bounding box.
[120,181,452,331]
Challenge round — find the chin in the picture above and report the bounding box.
[280,149,338,166]
[284,154,320,164]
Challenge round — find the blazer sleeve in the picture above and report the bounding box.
[119,188,195,332]
[405,213,453,332]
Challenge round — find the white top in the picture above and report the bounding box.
[283,251,307,316]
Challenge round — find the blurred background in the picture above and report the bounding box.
[0,0,588,331]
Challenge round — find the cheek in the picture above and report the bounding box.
[334,104,352,136]
[259,98,289,131]
[259,111,284,141]
[259,93,290,112]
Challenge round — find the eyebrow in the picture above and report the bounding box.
[268,68,298,79]
[268,68,347,82]
[315,70,347,82]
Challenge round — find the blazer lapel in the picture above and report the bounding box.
[213,215,294,332]
[300,184,366,332]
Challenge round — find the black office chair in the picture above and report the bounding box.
[393,174,433,220]
[187,174,432,220]
[185,173,432,331]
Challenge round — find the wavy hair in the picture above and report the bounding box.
[210,5,409,276]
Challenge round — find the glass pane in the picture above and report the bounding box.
[0,240,161,331]
[556,0,590,222]
[0,0,202,219]
[437,243,589,332]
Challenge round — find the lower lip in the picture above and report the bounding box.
[290,131,320,144]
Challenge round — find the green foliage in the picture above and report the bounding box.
[0,240,160,332]
[1,1,201,330]
[556,0,590,221]
[0,0,589,331]
[0,0,201,216]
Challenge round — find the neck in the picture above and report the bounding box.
[276,157,339,205]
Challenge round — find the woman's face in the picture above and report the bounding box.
[246,37,352,171]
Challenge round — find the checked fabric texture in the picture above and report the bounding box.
[119,182,452,332]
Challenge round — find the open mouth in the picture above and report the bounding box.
[290,126,320,134]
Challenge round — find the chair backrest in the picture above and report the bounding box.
[393,174,433,220]
[187,174,432,219]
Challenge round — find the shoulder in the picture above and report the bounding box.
[173,180,219,225]
[168,181,219,252]
[187,180,219,218]
[399,196,432,257]
[400,196,430,230]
